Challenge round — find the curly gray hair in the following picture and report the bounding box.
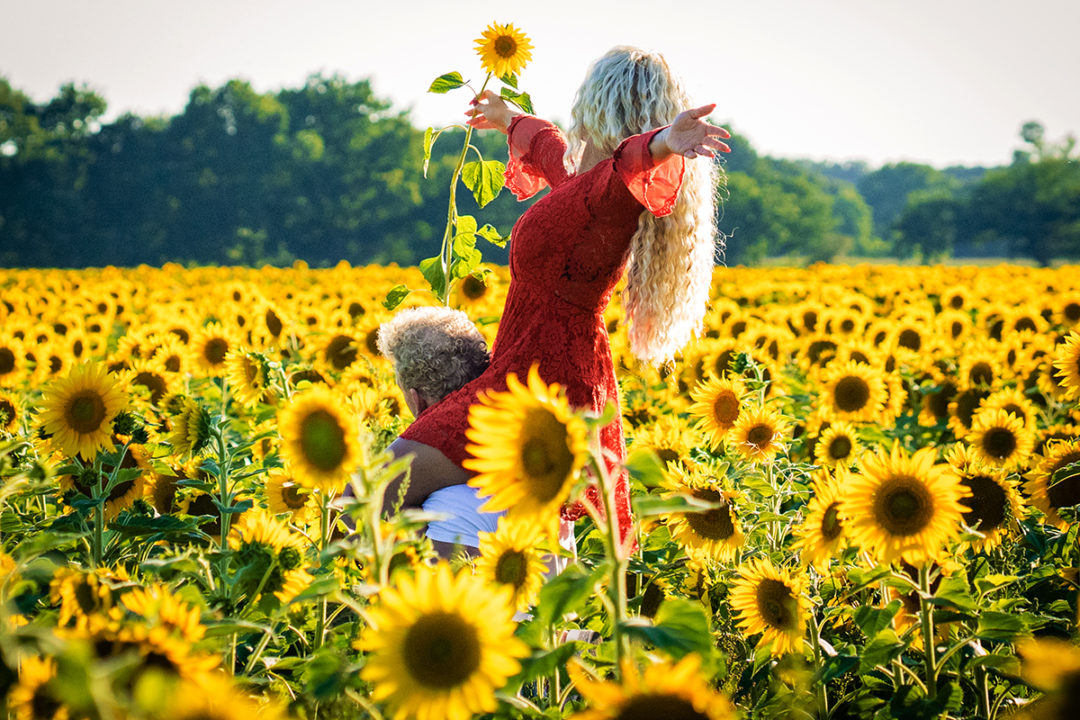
[377,306,490,403]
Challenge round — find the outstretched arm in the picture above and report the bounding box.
[649,104,732,161]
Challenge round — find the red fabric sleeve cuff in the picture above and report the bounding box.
[613,127,686,217]
[505,115,554,200]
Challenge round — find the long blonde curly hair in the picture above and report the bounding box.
[565,46,724,366]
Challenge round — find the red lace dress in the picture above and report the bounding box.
[400,115,685,540]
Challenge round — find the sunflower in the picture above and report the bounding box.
[37,361,129,460]
[0,389,20,433]
[959,351,1002,391]
[359,563,528,720]
[1025,439,1080,530]
[50,566,114,629]
[567,654,735,720]
[793,469,847,571]
[967,407,1035,470]
[320,331,362,375]
[981,386,1039,433]
[120,583,206,643]
[278,385,361,494]
[729,557,807,657]
[167,398,214,457]
[0,333,25,387]
[192,323,234,375]
[127,357,173,407]
[660,465,744,563]
[813,420,861,468]
[264,468,317,524]
[149,332,193,375]
[729,404,789,463]
[475,22,533,79]
[163,674,284,720]
[224,348,273,407]
[820,360,887,422]
[8,656,66,720]
[944,444,1023,552]
[688,375,747,445]
[464,366,588,524]
[475,518,548,612]
[841,444,968,566]
[228,508,304,554]
[1013,637,1080,720]
[1052,330,1080,400]
[628,415,700,469]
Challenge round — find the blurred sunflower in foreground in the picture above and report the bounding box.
[359,563,527,720]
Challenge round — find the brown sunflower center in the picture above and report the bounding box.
[981,427,1018,460]
[873,476,934,536]
[834,376,871,412]
[746,423,774,448]
[494,550,528,589]
[1065,302,1080,323]
[281,483,308,510]
[66,390,107,434]
[519,408,574,502]
[898,328,922,351]
[0,398,15,427]
[265,308,283,336]
[969,362,993,387]
[615,694,709,720]
[403,612,481,689]
[711,390,740,427]
[203,338,228,365]
[948,295,964,309]
[927,381,957,420]
[960,474,1008,532]
[493,35,517,58]
[74,579,101,614]
[134,371,167,404]
[325,335,358,371]
[462,274,488,299]
[828,435,853,460]
[1047,451,1080,510]
[656,447,679,465]
[0,347,14,374]
[755,578,798,630]
[299,410,347,472]
[31,686,63,720]
[685,488,736,541]
[820,502,843,540]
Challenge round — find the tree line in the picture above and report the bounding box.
[1,75,1078,268]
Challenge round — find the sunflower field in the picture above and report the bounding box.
[1,261,1080,720]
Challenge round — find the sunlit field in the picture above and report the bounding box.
[1,262,1079,720]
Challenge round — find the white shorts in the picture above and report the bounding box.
[423,484,503,548]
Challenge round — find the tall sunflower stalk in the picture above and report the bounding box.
[384,22,534,310]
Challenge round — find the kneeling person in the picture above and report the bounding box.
[377,306,502,557]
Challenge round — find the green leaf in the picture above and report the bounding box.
[418,255,447,301]
[975,611,1028,642]
[382,284,411,311]
[820,654,859,682]
[422,127,434,178]
[454,214,478,238]
[210,497,254,516]
[500,87,534,115]
[853,600,901,638]
[461,160,505,208]
[202,620,274,638]
[507,644,578,685]
[108,514,202,538]
[500,72,518,89]
[620,597,713,659]
[428,72,465,94]
[858,629,906,674]
[633,493,720,519]
[477,223,507,247]
[531,563,602,628]
[625,448,667,489]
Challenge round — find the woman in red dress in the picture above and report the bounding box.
[388,46,730,541]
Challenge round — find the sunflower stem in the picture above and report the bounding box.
[314,489,332,651]
[91,457,104,568]
[918,563,939,701]
[808,611,829,717]
[590,442,629,676]
[438,74,492,305]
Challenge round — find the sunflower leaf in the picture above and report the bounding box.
[382,284,411,311]
[422,127,434,178]
[418,255,447,301]
[428,72,465,94]
[500,87,533,115]
[477,223,506,247]
[500,72,518,89]
[619,598,713,659]
[625,448,666,489]
[633,493,722,518]
[530,563,603,628]
[461,160,505,208]
[975,611,1028,641]
[858,629,906,674]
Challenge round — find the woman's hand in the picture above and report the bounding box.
[651,104,731,160]
[464,89,521,135]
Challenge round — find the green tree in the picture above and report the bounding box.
[857,162,959,239]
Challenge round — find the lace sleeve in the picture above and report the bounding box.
[612,127,686,217]
[505,115,571,200]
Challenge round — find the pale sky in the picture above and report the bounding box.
[3,0,1078,168]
